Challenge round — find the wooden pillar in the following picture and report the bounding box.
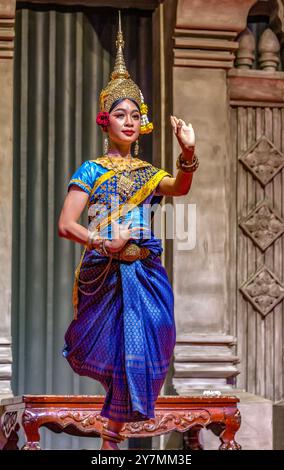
[0,0,16,397]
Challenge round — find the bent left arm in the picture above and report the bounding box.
[157,149,194,196]
[156,116,197,197]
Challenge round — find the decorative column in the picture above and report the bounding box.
[229,24,284,402]
[172,0,256,393]
[0,0,16,397]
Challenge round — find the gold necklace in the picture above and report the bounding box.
[107,154,135,199]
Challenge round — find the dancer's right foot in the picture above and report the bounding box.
[100,427,124,450]
[100,439,120,450]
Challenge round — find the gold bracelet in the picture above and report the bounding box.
[178,152,197,165]
[85,238,103,251]
[102,239,113,256]
[85,230,104,251]
[90,240,107,256]
[176,153,199,173]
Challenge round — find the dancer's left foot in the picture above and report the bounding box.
[100,439,120,450]
[100,427,124,450]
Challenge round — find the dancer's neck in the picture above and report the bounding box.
[108,142,132,158]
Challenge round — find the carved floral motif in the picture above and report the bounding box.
[122,410,211,435]
[58,410,104,428]
[58,409,211,437]
[239,201,284,251]
[240,266,284,316]
[239,136,284,186]
[1,411,18,438]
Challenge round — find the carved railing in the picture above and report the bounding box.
[235,0,284,70]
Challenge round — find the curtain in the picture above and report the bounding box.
[12,3,153,449]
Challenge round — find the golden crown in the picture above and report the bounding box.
[99,11,153,135]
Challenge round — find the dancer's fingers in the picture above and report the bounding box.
[170,115,177,134]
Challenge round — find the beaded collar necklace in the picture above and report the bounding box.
[106,153,135,199]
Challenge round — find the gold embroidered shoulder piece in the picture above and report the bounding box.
[91,156,152,172]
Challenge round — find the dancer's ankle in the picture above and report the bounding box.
[108,419,124,433]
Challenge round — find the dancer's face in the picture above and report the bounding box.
[108,99,140,145]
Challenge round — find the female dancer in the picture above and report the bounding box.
[58,19,198,450]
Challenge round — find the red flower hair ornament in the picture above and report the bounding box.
[96,111,110,132]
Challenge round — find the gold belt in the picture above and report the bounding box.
[111,243,150,262]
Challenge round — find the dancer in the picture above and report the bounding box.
[58,12,198,450]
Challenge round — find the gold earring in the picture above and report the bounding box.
[134,139,139,157]
[104,135,109,155]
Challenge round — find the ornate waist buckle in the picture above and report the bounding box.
[112,243,150,262]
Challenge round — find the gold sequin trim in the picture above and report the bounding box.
[91,156,151,173]
[68,179,92,194]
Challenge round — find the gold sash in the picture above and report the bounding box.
[93,169,170,232]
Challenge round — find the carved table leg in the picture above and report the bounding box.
[183,426,203,450]
[21,410,41,450]
[2,430,20,450]
[0,412,20,450]
[0,424,8,450]
[218,409,242,450]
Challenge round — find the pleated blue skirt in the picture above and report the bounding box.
[63,237,176,422]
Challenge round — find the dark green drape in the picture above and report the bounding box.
[12,3,153,449]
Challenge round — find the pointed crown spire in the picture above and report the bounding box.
[98,10,153,134]
[111,11,130,80]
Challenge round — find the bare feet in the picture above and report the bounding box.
[100,419,124,450]
[100,439,120,450]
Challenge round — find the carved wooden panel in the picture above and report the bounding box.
[240,265,284,316]
[231,105,284,401]
[239,136,284,186]
[239,201,284,251]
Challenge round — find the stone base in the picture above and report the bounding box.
[0,388,13,398]
[162,390,274,450]
[173,334,240,395]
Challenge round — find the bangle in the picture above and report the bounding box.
[85,230,103,251]
[102,239,112,256]
[176,153,199,173]
[178,152,196,165]
[86,238,103,251]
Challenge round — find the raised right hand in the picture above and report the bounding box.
[170,115,195,153]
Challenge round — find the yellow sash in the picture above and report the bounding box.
[88,169,116,204]
[94,169,170,232]
[72,167,170,319]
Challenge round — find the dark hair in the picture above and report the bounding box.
[109,98,140,114]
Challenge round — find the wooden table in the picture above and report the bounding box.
[0,395,241,450]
